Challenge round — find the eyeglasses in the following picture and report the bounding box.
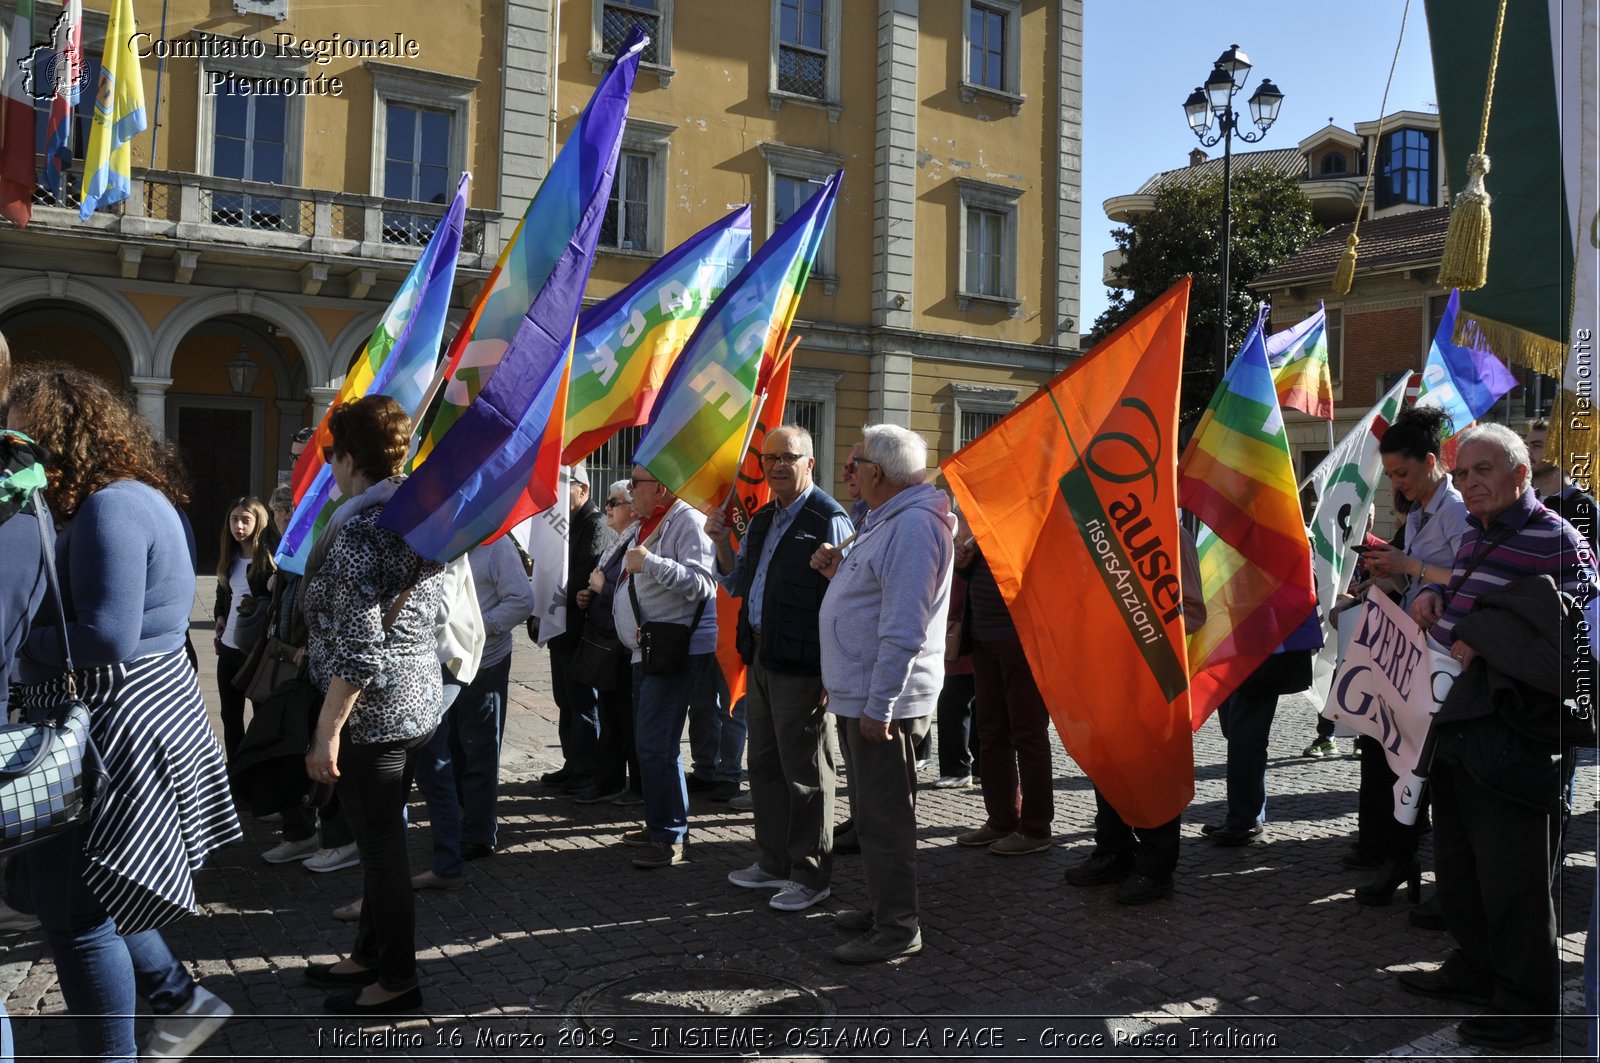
[629,476,659,490]
[604,498,627,509]
[759,452,807,467]
[852,458,880,473]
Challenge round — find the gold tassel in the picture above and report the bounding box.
[1437,153,1492,290]
[1456,310,1568,377]
[1332,233,1359,295]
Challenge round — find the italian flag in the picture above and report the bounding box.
[0,0,34,228]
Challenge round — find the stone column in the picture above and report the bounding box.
[1054,1,1085,349]
[128,376,174,440]
[306,386,340,427]
[867,348,913,428]
[274,398,309,486]
[871,0,918,331]
[502,0,553,245]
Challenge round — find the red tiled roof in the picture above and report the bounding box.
[1253,206,1451,288]
[1137,148,1306,194]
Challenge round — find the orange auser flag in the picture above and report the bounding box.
[712,336,797,706]
[943,281,1193,828]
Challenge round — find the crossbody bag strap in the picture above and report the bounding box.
[625,543,709,630]
[1438,525,1515,613]
[31,490,78,693]
[380,554,425,632]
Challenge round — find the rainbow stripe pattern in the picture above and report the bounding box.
[378,32,646,562]
[562,205,752,463]
[274,173,471,575]
[1178,315,1317,722]
[1267,303,1334,420]
[632,170,839,509]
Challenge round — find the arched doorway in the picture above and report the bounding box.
[0,300,133,387]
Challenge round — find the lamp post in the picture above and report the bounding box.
[1183,45,1283,385]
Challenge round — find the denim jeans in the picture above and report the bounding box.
[687,664,745,783]
[416,659,507,876]
[633,654,715,844]
[340,729,433,992]
[1215,686,1279,829]
[19,825,196,1061]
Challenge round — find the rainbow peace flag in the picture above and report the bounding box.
[632,170,839,509]
[274,173,470,575]
[562,205,752,463]
[1267,303,1334,420]
[378,32,646,563]
[77,0,145,220]
[1178,315,1317,722]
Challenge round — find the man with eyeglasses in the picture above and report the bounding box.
[705,426,854,913]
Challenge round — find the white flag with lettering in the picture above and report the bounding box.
[508,467,570,645]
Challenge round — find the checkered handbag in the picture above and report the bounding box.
[0,489,102,855]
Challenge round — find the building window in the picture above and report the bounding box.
[1319,152,1348,176]
[784,367,842,492]
[961,0,1022,109]
[1376,128,1435,209]
[367,62,476,245]
[211,85,288,230]
[599,120,672,257]
[761,143,842,294]
[956,178,1022,312]
[1326,306,1343,382]
[1427,293,1449,346]
[951,383,1018,450]
[588,424,647,501]
[769,0,841,119]
[589,0,675,86]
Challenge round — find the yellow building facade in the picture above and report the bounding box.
[0,0,1082,562]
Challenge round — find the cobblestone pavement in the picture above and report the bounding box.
[1,581,1594,1060]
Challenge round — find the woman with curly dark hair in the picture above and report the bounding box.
[298,394,445,1014]
[6,365,240,1060]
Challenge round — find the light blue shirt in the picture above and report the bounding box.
[721,485,854,628]
[1399,477,1470,608]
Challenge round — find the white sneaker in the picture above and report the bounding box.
[914,757,931,772]
[302,842,360,873]
[144,985,232,1059]
[0,900,39,933]
[769,883,831,911]
[261,834,320,864]
[727,863,788,889]
[932,774,974,789]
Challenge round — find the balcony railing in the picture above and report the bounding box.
[26,168,498,265]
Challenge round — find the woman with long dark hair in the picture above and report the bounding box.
[214,494,274,761]
[298,394,445,1014]
[7,365,240,1060]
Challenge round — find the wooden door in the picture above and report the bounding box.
[175,406,255,572]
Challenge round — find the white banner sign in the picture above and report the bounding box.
[508,467,571,645]
[1324,590,1461,824]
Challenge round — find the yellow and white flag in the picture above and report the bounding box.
[78,0,145,220]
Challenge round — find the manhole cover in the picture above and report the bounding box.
[573,968,828,1057]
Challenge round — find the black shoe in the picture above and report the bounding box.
[709,780,741,802]
[1396,968,1492,1007]
[304,961,379,988]
[323,986,423,1015]
[560,774,595,794]
[540,767,572,788]
[1456,1015,1552,1049]
[460,842,495,861]
[1341,848,1385,870]
[685,774,716,793]
[1062,850,1134,888]
[833,909,873,932]
[1205,823,1265,847]
[1114,873,1174,906]
[1354,858,1421,906]
[1409,895,1447,931]
[832,826,860,854]
[572,786,626,805]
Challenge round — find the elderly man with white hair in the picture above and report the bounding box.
[811,423,955,964]
[1398,422,1596,1051]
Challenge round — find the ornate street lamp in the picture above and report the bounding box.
[225,344,260,395]
[1183,44,1284,384]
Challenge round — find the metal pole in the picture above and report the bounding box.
[1216,107,1233,385]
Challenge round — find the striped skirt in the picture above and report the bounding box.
[12,649,242,935]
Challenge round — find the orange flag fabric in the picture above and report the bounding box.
[712,337,797,706]
[942,280,1193,828]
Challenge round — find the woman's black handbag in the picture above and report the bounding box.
[570,627,625,691]
[0,492,104,854]
[629,579,707,677]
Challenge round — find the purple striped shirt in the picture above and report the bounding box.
[1426,487,1598,647]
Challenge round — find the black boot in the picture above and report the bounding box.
[1354,857,1421,906]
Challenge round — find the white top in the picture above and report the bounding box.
[220,554,250,649]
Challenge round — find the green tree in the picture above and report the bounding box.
[1090,167,1321,417]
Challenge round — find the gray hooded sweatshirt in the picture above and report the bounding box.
[612,498,718,662]
[819,482,956,721]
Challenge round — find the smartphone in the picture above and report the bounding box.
[1350,545,1374,555]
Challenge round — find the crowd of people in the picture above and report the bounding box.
[0,325,1596,1055]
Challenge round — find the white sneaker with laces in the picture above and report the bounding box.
[302,842,360,873]
[726,863,788,889]
[144,985,232,1059]
[932,774,974,789]
[261,834,320,864]
[769,883,831,911]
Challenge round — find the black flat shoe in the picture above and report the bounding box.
[323,986,423,1015]
[304,961,378,988]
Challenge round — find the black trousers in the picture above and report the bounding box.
[340,729,433,992]
[592,654,639,794]
[1355,735,1430,862]
[1092,786,1180,878]
[1431,724,1562,1016]
[216,644,250,762]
